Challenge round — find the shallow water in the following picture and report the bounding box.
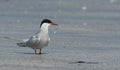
[0,0,120,70]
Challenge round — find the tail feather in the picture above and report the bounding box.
[17,42,27,47]
[4,36,28,47]
[4,36,22,41]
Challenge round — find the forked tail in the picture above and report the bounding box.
[17,42,27,47]
[4,36,28,47]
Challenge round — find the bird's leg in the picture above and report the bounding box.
[34,49,37,54]
[39,49,42,54]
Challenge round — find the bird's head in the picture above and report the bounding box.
[40,19,58,28]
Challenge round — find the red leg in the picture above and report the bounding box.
[39,49,42,54]
[34,49,37,54]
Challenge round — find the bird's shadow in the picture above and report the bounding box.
[15,52,47,55]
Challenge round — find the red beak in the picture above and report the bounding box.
[51,22,58,26]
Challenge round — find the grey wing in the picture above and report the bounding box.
[26,36,40,48]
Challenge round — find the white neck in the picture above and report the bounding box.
[38,23,50,37]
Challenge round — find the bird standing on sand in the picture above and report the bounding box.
[17,19,58,54]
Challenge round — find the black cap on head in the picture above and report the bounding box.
[40,19,52,27]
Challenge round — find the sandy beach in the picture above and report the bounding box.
[0,0,120,70]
